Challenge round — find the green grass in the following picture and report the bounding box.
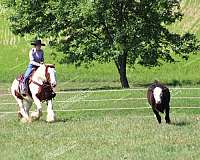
[1,1,200,159]
[1,84,200,159]
[1,114,200,160]
[171,0,200,36]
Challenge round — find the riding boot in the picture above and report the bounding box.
[21,81,27,96]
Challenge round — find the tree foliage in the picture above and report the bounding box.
[5,0,200,87]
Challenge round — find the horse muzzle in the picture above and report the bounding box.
[155,100,161,104]
[51,83,57,88]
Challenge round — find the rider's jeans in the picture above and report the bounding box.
[23,64,34,83]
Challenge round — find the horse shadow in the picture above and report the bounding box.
[170,121,191,126]
[42,116,83,123]
[38,118,73,123]
[55,118,75,123]
[60,86,122,92]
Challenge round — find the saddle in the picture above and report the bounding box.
[15,74,56,102]
[16,74,32,98]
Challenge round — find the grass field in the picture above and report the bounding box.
[1,0,200,159]
[1,83,200,159]
[0,0,200,86]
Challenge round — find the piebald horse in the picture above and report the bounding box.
[11,64,57,123]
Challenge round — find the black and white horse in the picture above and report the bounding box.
[147,82,171,124]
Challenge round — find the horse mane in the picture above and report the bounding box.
[33,65,46,81]
[148,80,168,92]
[31,63,56,84]
[45,64,55,68]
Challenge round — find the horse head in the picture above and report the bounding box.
[153,87,163,104]
[33,64,57,88]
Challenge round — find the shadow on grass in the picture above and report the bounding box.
[38,118,73,123]
[39,117,78,123]
[59,79,200,92]
[60,86,122,92]
[135,79,198,87]
[170,121,191,126]
[55,118,74,123]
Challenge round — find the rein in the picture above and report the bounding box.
[31,80,43,87]
[31,65,54,87]
[29,65,56,101]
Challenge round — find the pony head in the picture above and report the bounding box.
[153,87,163,104]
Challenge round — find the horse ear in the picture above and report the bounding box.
[45,64,55,68]
[154,80,159,84]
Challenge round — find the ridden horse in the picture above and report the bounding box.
[147,82,171,124]
[11,64,57,123]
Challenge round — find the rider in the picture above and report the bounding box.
[21,40,45,95]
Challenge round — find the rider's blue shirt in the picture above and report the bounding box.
[29,48,44,66]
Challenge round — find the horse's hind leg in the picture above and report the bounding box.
[153,109,161,124]
[23,100,32,116]
[15,98,31,122]
[165,106,171,124]
[11,80,30,122]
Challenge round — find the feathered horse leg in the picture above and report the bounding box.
[31,94,42,121]
[46,100,56,123]
[16,99,32,123]
[11,80,31,123]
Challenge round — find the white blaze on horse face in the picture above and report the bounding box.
[153,87,163,104]
[48,67,57,87]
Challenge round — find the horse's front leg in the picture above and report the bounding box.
[46,100,56,123]
[165,105,171,124]
[31,95,42,121]
[153,108,161,124]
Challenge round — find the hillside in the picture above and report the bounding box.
[0,0,200,87]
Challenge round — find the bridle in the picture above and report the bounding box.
[31,65,55,88]
[45,66,51,82]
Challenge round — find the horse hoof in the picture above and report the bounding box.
[166,120,171,124]
[31,116,40,121]
[17,111,23,120]
[46,113,56,123]
[46,116,56,123]
[46,117,56,123]
[46,120,55,123]
[31,111,42,121]
[20,117,31,123]
[27,118,32,123]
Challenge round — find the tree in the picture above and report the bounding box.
[5,0,200,88]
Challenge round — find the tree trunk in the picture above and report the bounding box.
[119,63,129,88]
[115,53,130,88]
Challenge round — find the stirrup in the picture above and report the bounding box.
[20,87,27,96]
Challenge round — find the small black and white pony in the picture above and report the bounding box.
[147,81,171,124]
[11,64,57,123]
